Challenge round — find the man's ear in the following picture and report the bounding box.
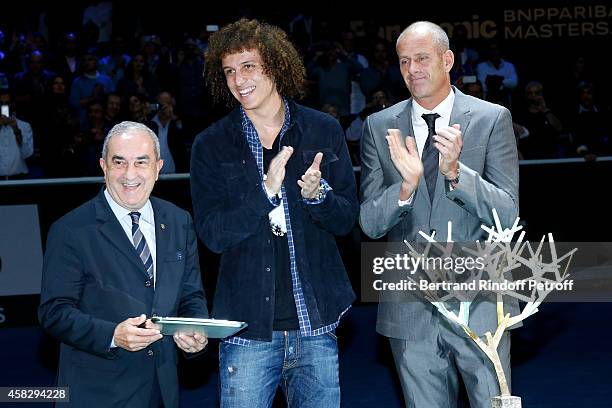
[444,50,455,73]
[155,159,164,180]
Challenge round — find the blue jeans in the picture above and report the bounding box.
[219,331,340,408]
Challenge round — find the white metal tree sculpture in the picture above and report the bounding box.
[403,209,577,407]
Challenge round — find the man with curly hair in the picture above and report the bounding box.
[190,19,358,407]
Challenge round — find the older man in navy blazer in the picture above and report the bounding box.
[39,121,208,407]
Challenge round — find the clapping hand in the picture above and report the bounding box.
[298,152,323,199]
[433,124,462,179]
[386,129,422,201]
[264,146,294,195]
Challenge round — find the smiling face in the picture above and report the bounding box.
[221,48,281,113]
[99,130,163,211]
[397,30,453,109]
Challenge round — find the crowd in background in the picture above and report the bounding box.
[1,1,610,179]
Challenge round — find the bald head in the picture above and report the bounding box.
[397,21,449,55]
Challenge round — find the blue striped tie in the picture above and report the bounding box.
[129,212,154,279]
[422,113,440,203]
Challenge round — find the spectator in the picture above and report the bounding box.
[98,35,130,87]
[5,32,29,75]
[103,92,122,126]
[450,24,479,85]
[476,42,518,107]
[570,81,611,159]
[515,81,565,159]
[147,91,188,173]
[40,75,79,177]
[144,35,177,95]
[13,50,56,140]
[461,78,484,99]
[346,89,389,140]
[321,103,340,121]
[116,53,159,101]
[345,89,389,164]
[359,39,406,105]
[462,79,527,159]
[69,48,114,124]
[49,32,81,85]
[308,40,363,123]
[341,30,369,116]
[126,93,149,124]
[175,38,207,136]
[0,89,33,179]
[141,35,161,78]
[78,99,109,175]
[288,11,314,54]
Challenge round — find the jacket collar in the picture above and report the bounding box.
[395,86,472,141]
[226,98,302,140]
[95,189,146,273]
[94,189,169,280]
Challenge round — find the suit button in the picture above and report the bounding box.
[265,267,271,272]
[145,280,152,287]
[265,297,270,302]
[147,350,154,356]
[242,160,246,165]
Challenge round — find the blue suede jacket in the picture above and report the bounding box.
[190,100,358,341]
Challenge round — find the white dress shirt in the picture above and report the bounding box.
[104,189,157,348]
[399,89,455,206]
[104,189,157,285]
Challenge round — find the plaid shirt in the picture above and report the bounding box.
[225,99,344,346]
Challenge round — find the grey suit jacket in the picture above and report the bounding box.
[359,87,519,340]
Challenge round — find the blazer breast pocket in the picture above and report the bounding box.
[302,149,338,178]
[302,149,338,166]
[164,250,185,263]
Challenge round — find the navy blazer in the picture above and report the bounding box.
[190,100,358,341]
[38,190,208,407]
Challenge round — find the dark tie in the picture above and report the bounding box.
[129,212,154,279]
[421,113,440,203]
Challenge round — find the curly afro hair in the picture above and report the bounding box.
[204,18,306,107]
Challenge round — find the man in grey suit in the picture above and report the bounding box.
[359,21,519,408]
